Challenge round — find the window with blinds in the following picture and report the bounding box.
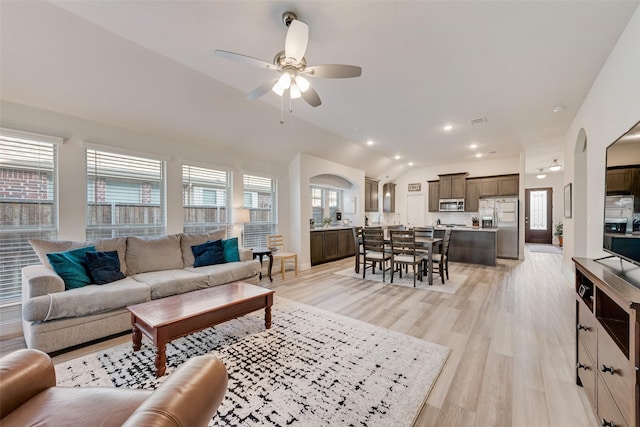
[243,174,277,247]
[183,164,231,236]
[86,149,166,239]
[0,131,58,304]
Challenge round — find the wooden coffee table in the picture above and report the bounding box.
[127,281,274,377]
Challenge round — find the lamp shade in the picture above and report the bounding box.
[235,208,250,224]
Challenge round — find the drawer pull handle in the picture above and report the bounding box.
[600,364,615,375]
[577,324,589,331]
[576,363,589,370]
[601,419,615,427]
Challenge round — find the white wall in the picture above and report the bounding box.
[562,7,640,277]
[289,153,365,270]
[0,100,290,241]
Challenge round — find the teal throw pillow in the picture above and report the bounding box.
[192,240,225,267]
[47,246,96,290]
[222,237,240,262]
[85,251,125,285]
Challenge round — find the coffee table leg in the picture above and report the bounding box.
[132,325,142,351]
[265,305,272,329]
[155,344,167,377]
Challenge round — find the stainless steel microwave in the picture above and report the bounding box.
[439,198,464,212]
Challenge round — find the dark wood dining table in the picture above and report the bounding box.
[383,236,442,285]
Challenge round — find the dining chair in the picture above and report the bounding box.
[352,226,364,273]
[389,229,424,287]
[361,227,391,282]
[267,235,298,280]
[413,226,434,258]
[431,228,452,284]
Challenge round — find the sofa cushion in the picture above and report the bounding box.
[126,235,183,275]
[183,260,262,288]
[47,246,96,290]
[132,270,211,300]
[192,240,225,268]
[85,251,126,285]
[180,230,227,268]
[29,239,87,269]
[221,238,240,262]
[86,237,127,275]
[22,277,150,322]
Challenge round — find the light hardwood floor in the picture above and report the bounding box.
[0,247,598,426]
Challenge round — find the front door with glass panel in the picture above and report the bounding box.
[525,188,552,244]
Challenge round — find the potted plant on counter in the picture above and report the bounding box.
[554,222,563,247]
[323,217,332,228]
[471,217,479,227]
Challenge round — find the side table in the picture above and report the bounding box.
[252,247,273,282]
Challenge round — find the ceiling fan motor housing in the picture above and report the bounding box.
[282,11,297,27]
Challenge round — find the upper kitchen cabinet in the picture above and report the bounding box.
[365,177,379,212]
[478,177,499,196]
[606,167,633,195]
[428,181,439,212]
[439,173,467,199]
[383,182,396,213]
[498,175,519,196]
[465,179,480,212]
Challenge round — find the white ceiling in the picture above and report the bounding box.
[1,1,638,180]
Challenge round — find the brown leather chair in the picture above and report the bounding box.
[0,349,228,426]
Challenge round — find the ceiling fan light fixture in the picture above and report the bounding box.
[271,82,285,96]
[290,84,302,99]
[295,75,310,92]
[549,159,562,171]
[277,72,292,90]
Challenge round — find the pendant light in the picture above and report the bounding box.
[536,169,546,179]
[549,159,562,172]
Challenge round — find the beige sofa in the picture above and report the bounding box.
[21,230,261,353]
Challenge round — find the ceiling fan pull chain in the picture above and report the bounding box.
[280,93,284,124]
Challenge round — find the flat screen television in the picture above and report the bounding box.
[603,120,640,266]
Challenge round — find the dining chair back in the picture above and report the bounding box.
[361,227,391,282]
[267,234,298,280]
[432,228,452,283]
[352,226,364,273]
[389,229,424,287]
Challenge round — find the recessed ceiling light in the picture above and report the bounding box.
[443,124,453,131]
[552,105,564,113]
[470,143,478,149]
[366,140,373,146]
[408,162,414,166]
[394,155,401,160]
[475,153,483,158]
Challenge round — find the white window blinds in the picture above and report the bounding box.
[182,164,231,236]
[86,149,166,239]
[243,174,277,247]
[0,131,58,303]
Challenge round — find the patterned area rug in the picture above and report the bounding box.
[55,297,450,426]
[333,267,466,294]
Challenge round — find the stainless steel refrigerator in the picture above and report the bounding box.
[479,197,519,259]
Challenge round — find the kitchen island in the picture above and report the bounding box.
[435,226,497,266]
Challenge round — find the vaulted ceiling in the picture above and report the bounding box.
[1,1,638,179]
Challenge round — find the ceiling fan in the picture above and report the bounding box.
[214,12,362,123]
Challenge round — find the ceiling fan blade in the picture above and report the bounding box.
[247,78,279,100]
[284,20,309,62]
[305,64,362,78]
[214,50,276,70]
[301,87,322,107]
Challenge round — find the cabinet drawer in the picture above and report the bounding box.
[577,341,596,411]
[597,375,629,427]
[597,323,633,425]
[577,298,597,360]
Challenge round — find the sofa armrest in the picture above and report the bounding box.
[238,247,253,262]
[0,349,56,419]
[122,355,228,427]
[22,265,65,298]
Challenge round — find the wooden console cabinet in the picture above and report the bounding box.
[573,257,640,427]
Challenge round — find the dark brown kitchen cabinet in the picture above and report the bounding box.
[365,177,379,212]
[465,179,480,212]
[439,173,467,199]
[498,175,519,196]
[383,183,396,213]
[428,181,439,212]
[310,228,356,266]
[478,177,499,196]
[606,167,633,195]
